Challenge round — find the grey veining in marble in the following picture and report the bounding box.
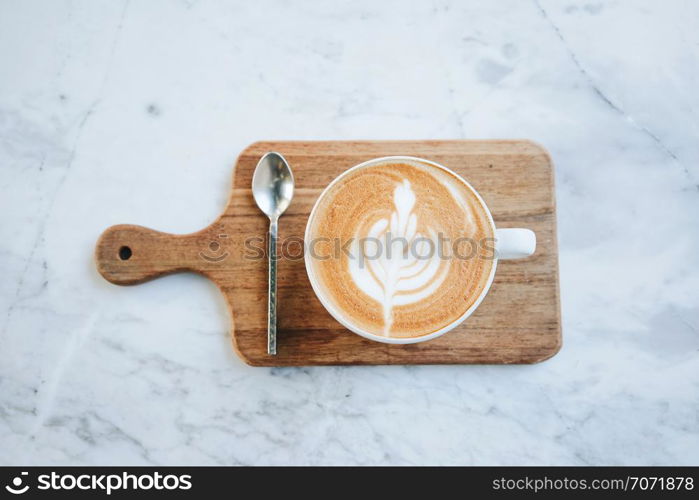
[1,0,698,465]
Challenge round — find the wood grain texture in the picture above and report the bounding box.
[95,140,561,366]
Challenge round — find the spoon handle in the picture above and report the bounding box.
[267,219,278,355]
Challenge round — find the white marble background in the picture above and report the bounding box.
[1,0,698,465]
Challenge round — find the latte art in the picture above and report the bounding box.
[348,180,450,336]
[306,159,495,339]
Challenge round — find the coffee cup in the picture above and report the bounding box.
[304,156,535,344]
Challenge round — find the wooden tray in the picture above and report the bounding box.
[95,140,561,366]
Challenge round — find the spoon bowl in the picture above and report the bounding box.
[252,153,294,220]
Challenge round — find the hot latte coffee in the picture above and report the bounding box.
[306,158,496,340]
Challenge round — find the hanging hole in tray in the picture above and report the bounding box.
[118,246,132,261]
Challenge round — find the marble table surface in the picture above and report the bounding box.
[1,0,697,465]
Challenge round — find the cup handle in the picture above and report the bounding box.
[495,228,536,260]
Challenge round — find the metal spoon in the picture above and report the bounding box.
[252,152,295,355]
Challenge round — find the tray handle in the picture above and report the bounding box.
[95,224,224,285]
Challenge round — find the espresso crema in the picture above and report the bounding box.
[306,159,495,339]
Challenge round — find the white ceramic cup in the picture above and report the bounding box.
[304,156,536,344]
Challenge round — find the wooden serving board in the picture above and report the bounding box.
[95,140,561,366]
